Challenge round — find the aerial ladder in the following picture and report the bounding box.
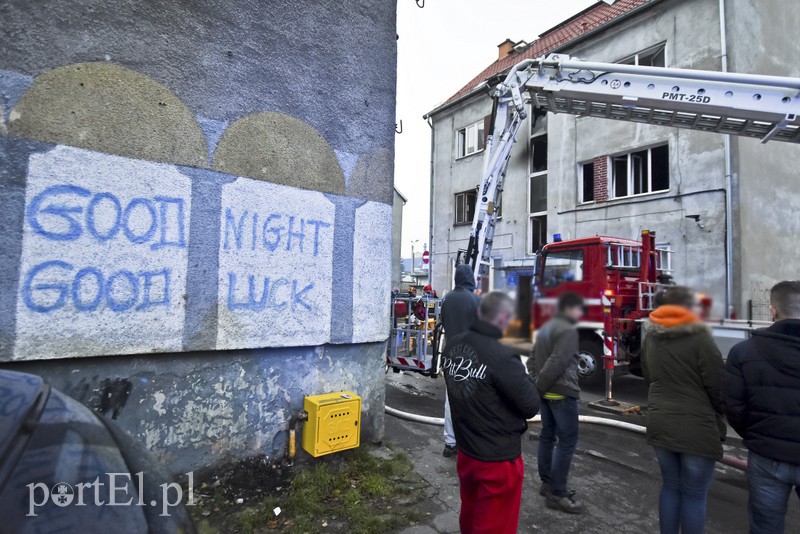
[461,53,800,288]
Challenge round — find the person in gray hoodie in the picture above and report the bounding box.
[440,264,482,457]
[528,292,584,514]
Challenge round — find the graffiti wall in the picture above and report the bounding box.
[0,0,397,470]
[1,63,393,361]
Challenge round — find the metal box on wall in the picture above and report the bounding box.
[301,391,361,457]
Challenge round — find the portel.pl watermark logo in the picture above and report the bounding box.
[26,472,196,517]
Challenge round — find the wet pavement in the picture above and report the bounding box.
[385,369,800,534]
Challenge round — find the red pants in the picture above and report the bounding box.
[456,450,524,534]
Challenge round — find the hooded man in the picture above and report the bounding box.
[724,281,800,534]
[440,264,481,457]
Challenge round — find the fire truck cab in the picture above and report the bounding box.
[532,230,672,386]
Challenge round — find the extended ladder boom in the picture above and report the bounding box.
[462,53,800,287]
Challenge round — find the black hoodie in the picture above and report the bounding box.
[723,319,800,464]
[441,265,482,339]
[443,320,541,461]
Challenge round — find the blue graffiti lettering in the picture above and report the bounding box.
[26,185,91,241]
[269,278,289,311]
[71,267,104,312]
[286,216,305,253]
[222,209,330,256]
[228,273,259,310]
[86,193,122,242]
[22,260,74,312]
[291,281,313,311]
[224,208,247,250]
[26,186,187,248]
[138,269,171,311]
[306,219,331,257]
[262,214,283,252]
[227,273,308,312]
[251,213,258,251]
[105,270,139,312]
[151,196,187,250]
[21,262,172,313]
[122,198,157,244]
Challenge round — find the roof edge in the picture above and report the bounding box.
[424,0,666,119]
[423,81,489,120]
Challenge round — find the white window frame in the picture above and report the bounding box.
[608,144,669,200]
[618,42,667,67]
[456,120,485,159]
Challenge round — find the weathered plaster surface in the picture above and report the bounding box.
[0,0,397,471]
[9,62,209,167]
[213,112,346,195]
[353,201,393,343]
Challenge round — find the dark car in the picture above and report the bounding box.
[0,369,195,533]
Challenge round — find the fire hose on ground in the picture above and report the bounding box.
[384,405,748,471]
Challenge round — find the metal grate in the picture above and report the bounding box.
[748,300,772,322]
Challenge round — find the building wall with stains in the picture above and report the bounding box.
[0,0,397,474]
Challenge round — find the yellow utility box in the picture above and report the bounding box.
[301,391,361,457]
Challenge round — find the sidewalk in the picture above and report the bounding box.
[385,371,799,534]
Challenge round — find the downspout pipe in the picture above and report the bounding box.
[720,0,735,319]
[427,116,435,287]
[385,405,747,470]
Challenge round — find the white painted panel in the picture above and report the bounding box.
[15,146,191,359]
[217,178,334,349]
[352,201,392,343]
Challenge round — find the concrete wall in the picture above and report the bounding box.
[725,0,800,311]
[552,0,729,314]
[0,0,397,473]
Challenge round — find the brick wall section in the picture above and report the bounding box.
[593,155,608,203]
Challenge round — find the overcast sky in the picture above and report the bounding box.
[395,0,597,257]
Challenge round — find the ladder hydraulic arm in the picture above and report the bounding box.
[461,53,800,289]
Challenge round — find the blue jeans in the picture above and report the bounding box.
[653,448,716,534]
[747,451,800,534]
[538,397,579,498]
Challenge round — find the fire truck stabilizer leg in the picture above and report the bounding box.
[588,332,642,414]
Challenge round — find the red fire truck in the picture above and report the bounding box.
[532,230,675,386]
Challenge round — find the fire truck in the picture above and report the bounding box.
[455,53,797,395]
[532,230,674,386]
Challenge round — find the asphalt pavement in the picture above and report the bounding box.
[385,369,799,534]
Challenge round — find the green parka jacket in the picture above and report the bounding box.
[642,306,726,460]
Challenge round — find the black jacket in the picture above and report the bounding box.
[723,319,800,464]
[441,265,481,339]
[443,320,540,462]
[528,315,580,398]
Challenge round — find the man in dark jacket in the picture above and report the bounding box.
[528,292,584,514]
[443,291,540,534]
[440,264,482,457]
[724,281,800,534]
